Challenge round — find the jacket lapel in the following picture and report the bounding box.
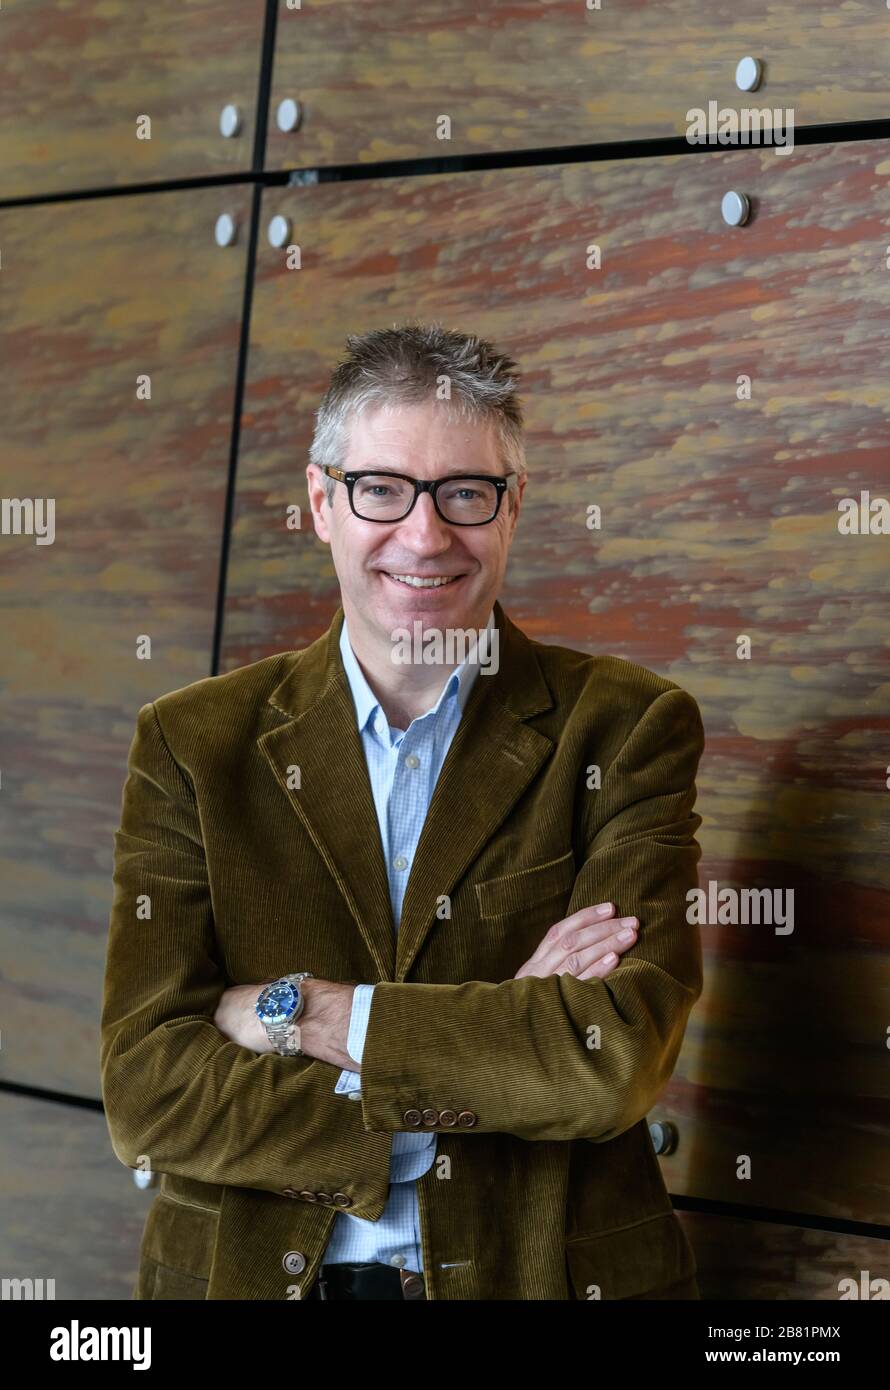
[257,599,555,982]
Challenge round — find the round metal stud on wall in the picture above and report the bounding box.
[735,56,762,93]
[649,1120,679,1155]
[219,104,242,138]
[721,190,751,227]
[267,215,291,248]
[276,98,302,133]
[214,212,238,247]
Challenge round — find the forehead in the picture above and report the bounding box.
[343,401,501,469]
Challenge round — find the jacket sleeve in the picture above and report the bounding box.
[357,685,705,1144]
[99,701,393,1213]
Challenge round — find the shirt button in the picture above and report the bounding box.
[347,1090,362,1102]
[393,854,408,871]
[390,1255,407,1268]
[404,753,420,768]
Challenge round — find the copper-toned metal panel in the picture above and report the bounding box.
[677,1210,890,1300]
[0,0,266,199]
[0,1092,151,1299]
[229,139,890,1223]
[267,0,890,167]
[0,185,252,1095]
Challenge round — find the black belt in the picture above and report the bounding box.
[308,1261,426,1300]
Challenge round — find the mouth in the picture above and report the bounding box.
[379,571,468,592]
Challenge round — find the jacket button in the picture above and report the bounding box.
[282,1251,306,1274]
[438,1109,457,1126]
[316,1191,333,1204]
[457,1110,477,1127]
[332,1192,352,1207]
[421,1108,439,1126]
[281,1187,299,1197]
[403,1109,422,1127]
[298,1189,317,1201]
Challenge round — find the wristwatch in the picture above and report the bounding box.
[255,973,315,1056]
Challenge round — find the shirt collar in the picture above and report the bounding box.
[339,606,495,734]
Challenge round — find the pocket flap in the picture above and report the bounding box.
[141,1180,221,1282]
[475,849,576,920]
[565,1210,696,1300]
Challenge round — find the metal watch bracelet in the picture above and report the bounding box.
[267,972,315,1056]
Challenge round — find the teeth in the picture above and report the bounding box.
[387,573,459,588]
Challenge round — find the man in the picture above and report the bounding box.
[100,324,705,1301]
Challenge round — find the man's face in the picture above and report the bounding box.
[307,400,526,645]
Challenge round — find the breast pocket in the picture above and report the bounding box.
[475,848,576,922]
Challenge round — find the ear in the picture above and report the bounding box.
[306,464,333,543]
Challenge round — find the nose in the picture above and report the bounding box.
[396,488,454,546]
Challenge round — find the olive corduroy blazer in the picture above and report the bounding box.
[100,598,705,1300]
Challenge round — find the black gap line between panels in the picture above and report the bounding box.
[1,1078,888,1245]
[670,1194,890,1245]
[252,0,279,175]
[2,117,890,211]
[210,182,263,678]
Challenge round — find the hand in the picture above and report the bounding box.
[513,902,638,981]
[212,978,358,1070]
[213,983,275,1053]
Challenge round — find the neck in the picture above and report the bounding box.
[341,601,494,728]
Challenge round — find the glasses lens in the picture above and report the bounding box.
[351,474,500,523]
[436,478,499,524]
[353,474,414,520]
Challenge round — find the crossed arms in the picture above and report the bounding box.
[100,686,704,1200]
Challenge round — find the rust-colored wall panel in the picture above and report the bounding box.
[0,1092,151,1299]
[677,1210,890,1300]
[228,139,889,1223]
[0,0,266,199]
[267,0,890,168]
[0,185,252,1096]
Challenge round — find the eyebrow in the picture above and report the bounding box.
[356,464,496,476]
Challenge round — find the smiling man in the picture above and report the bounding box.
[101,323,706,1301]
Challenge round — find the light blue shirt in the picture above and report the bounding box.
[321,605,495,1272]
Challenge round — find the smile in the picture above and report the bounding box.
[383,572,465,588]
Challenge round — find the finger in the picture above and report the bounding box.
[534,915,637,975]
[560,915,638,956]
[551,902,618,936]
[525,902,619,965]
[575,951,619,980]
[555,924,638,977]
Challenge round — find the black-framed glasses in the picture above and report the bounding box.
[322,465,518,526]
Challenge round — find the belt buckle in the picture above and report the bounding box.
[399,1269,426,1300]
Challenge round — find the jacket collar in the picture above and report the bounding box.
[257,599,555,980]
[338,604,495,736]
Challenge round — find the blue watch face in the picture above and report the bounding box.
[255,981,299,1026]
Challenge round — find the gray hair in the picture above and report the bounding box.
[309,323,526,511]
